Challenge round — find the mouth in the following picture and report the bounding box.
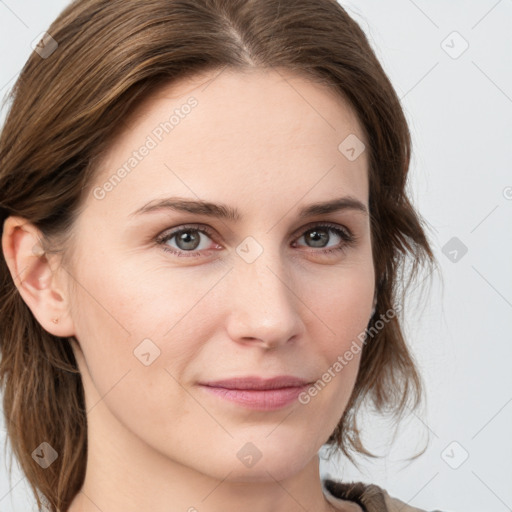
[197,375,312,411]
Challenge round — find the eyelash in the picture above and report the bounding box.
[155,222,357,258]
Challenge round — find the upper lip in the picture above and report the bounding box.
[199,376,310,390]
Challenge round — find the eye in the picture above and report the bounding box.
[291,223,356,255]
[156,222,356,257]
[156,224,219,257]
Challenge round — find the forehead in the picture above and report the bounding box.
[88,67,369,220]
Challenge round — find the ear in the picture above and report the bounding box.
[1,216,76,337]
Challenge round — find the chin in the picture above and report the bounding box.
[226,436,319,483]
[224,456,311,483]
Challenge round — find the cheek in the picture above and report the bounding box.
[302,268,372,397]
[310,266,374,342]
[71,249,214,343]
[68,253,218,402]
[68,263,206,447]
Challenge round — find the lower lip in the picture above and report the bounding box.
[198,384,308,411]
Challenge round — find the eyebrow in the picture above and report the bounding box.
[129,195,369,221]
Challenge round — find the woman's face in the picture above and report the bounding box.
[62,68,375,481]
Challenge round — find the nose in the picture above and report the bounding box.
[225,249,305,350]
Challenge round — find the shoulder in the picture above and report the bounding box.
[322,478,448,512]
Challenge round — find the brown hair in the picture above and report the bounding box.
[0,0,438,510]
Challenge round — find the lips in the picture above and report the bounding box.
[198,375,312,411]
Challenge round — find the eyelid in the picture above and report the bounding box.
[292,220,354,240]
[155,223,217,246]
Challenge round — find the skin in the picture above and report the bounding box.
[2,67,375,512]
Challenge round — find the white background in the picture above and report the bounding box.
[0,1,511,511]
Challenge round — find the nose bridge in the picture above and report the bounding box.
[238,236,292,311]
[226,235,302,346]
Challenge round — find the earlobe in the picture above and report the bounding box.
[1,216,76,337]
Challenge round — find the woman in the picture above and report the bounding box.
[0,0,442,511]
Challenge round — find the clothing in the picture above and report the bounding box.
[322,479,447,512]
